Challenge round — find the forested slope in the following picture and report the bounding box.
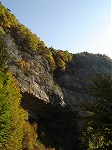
[0,2,112,150]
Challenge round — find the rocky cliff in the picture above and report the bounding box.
[54,52,112,110]
[4,33,112,150]
[1,2,112,149]
[5,34,112,112]
[4,34,64,106]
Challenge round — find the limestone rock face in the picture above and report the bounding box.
[3,34,112,149]
[5,35,64,106]
[5,35,112,111]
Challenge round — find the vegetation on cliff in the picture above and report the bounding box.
[0,2,112,150]
[0,30,55,150]
[81,74,112,149]
[0,2,72,72]
[0,70,55,150]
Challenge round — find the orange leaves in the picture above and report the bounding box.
[53,50,72,71]
[16,60,30,70]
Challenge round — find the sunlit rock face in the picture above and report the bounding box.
[5,34,112,111]
[5,35,65,106]
[3,33,112,150]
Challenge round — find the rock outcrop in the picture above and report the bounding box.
[55,52,112,110]
[3,33,112,150]
[1,2,112,149]
[4,34,112,111]
[5,35,65,106]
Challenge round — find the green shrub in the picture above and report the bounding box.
[0,32,9,69]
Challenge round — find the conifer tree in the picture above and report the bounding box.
[81,74,112,149]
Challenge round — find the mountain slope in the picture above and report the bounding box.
[0,2,112,150]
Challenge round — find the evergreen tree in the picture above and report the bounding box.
[81,74,112,149]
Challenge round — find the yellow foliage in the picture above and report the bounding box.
[0,3,17,31]
[44,52,56,71]
[17,60,30,70]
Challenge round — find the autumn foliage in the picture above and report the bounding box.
[0,2,72,73]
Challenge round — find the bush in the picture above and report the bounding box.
[0,32,9,69]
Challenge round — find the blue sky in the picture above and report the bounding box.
[1,0,111,58]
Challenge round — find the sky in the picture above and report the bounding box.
[0,0,112,58]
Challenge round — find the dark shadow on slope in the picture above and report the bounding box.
[21,92,81,150]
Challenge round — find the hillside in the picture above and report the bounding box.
[0,2,112,150]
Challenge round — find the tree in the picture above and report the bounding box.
[0,2,17,32]
[0,70,23,149]
[81,74,112,149]
[0,33,9,70]
[53,50,72,71]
